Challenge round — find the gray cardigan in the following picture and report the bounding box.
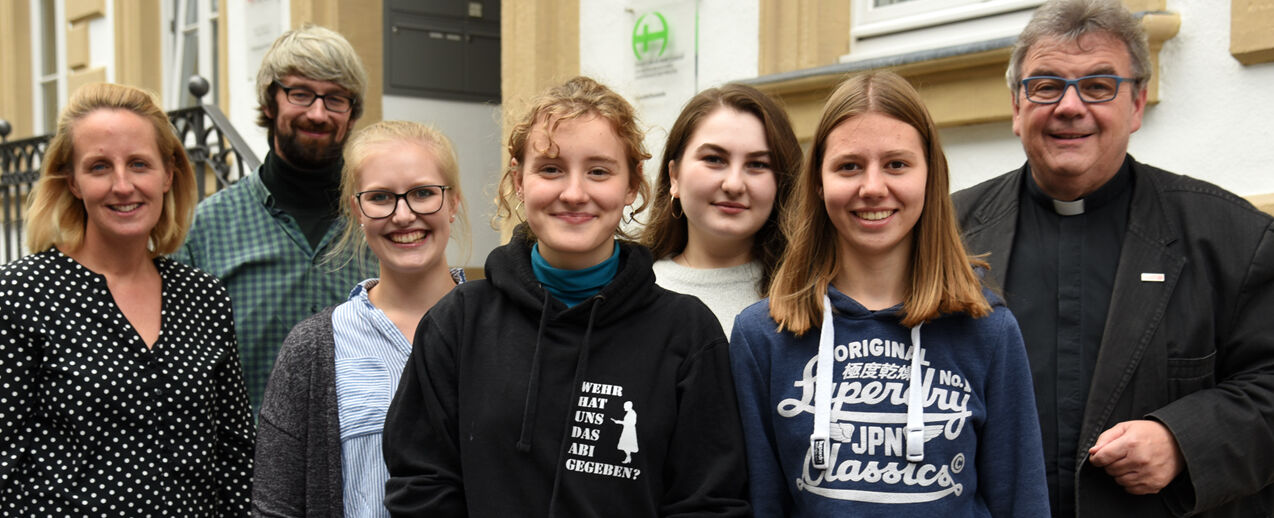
[252,307,344,518]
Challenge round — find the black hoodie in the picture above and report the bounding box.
[383,228,750,517]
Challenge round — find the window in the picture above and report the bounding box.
[846,0,1044,62]
[164,0,218,109]
[31,0,66,134]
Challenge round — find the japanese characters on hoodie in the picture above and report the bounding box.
[730,285,1049,517]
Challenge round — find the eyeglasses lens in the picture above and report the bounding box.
[359,186,446,218]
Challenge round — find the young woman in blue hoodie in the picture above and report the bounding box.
[730,71,1049,517]
[383,76,749,517]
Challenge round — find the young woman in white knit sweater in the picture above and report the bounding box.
[642,84,800,335]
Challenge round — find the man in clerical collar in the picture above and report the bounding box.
[954,0,1274,516]
[174,24,374,414]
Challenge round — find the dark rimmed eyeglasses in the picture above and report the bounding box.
[273,80,356,113]
[1020,75,1138,104]
[355,185,450,219]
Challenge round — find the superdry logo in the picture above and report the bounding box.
[779,341,973,504]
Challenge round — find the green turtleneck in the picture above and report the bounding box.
[259,149,344,249]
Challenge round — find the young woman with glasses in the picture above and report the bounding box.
[382,76,749,517]
[253,120,469,517]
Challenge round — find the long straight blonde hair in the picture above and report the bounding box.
[768,71,990,335]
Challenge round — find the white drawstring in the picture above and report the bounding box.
[905,323,926,463]
[810,293,835,470]
[810,293,928,468]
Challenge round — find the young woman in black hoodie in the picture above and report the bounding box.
[383,76,750,517]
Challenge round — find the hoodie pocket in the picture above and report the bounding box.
[1166,351,1216,400]
[335,357,392,440]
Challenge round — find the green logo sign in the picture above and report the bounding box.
[632,12,669,61]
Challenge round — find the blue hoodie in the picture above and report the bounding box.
[730,285,1049,517]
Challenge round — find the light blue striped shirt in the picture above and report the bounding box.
[332,270,464,518]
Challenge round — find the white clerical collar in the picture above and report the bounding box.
[1052,199,1085,216]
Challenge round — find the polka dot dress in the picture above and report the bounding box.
[0,249,254,517]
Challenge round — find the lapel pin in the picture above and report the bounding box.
[1141,273,1165,282]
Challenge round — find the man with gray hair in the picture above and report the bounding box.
[175,24,373,413]
[955,0,1274,516]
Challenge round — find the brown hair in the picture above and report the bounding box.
[768,71,990,335]
[641,84,801,295]
[494,76,651,240]
[325,120,469,273]
[25,83,197,257]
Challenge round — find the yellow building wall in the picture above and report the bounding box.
[0,1,35,139]
[1232,0,1274,64]
[497,0,581,239]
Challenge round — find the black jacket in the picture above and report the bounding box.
[383,228,750,517]
[954,158,1274,517]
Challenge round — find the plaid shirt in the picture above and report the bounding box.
[173,172,374,413]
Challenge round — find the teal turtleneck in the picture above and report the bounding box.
[530,242,620,307]
[258,149,344,249]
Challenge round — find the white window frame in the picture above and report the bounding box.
[163,0,219,109]
[30,0,67,135]
[846,0,1045,62]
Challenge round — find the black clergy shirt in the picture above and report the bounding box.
[1004,157,1133,518]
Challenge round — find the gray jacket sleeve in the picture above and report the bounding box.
[253,308,343,518]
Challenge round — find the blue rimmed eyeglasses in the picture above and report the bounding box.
[1020,75,1138,104]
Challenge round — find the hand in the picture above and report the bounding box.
[1087,420,1185,495]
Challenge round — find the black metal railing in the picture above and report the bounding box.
[0,76,259,264]
[0,132,49,263]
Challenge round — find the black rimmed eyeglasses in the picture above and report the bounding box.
[273,80,356,113]
[355,185,450,219]
[1020,75,1138,104]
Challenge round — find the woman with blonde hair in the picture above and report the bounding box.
[729,71,1048,516]
[642,83,800,335]
[383,76,749,517]
[0,83,253,515]
[254,120,469,517]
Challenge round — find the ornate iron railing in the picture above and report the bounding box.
[0,133,48,263]
[0,76,259,264]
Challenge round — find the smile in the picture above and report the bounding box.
[553,212,596,224]
[1049,131,1092,140]
[856,210,894,221]
[712,201,748,214]
[388,230,427,244]
[109,203,142,213]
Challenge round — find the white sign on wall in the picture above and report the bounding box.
[630,1,698,158]
[228,0,287,161]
